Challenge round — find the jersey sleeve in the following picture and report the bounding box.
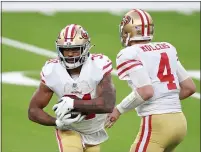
[116,47,143,80]
[176,61,190,82]
[102,56,113,76]
[91,54,113,77]
[40,61,47,84]
[40,59,57,87]
[164,42,179,61]
[170,44,189,82]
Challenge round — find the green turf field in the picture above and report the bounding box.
[2,11,200,152]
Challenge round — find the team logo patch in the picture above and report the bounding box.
[72,83,77,89]
[66,42,71,46]
[135,26,141,30]
[81,30,89,39]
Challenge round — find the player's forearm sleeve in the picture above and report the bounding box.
[116,90,145,114]
[177,61,190,82]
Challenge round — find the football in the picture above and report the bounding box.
[70,111,81,118]
[68,110,88,119]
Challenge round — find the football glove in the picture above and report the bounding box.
[55,113,81,129]
[53,96,74,119]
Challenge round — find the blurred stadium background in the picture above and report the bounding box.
[2,2,200,152]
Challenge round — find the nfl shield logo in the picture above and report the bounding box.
[66,42,71,46]
[72,83,77,88]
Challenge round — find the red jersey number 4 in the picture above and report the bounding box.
[157,52,177,90]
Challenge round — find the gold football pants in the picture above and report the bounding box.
[130,112,187,152]
[55,130,100,152]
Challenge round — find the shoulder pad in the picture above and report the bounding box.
[90,54,113,76]
[40,58,59,83]
[116,46,139,62]
[162,42,178,60]
[116,47,143,80]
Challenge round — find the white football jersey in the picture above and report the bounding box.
[40,54,113,144]
[116,42,182,116]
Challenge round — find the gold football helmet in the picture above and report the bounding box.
[119,9,154,47]
[56,24,94,69]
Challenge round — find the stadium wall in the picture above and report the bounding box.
[2,2,200,14]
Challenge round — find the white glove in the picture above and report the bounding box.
[55,113,82,129]
[52,96,74,119]
[75,114,86,123]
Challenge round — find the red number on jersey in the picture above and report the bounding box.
[64,94,96,120]
[157,52,177,90]
[91,54,103,60]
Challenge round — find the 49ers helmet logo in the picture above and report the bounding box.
[121,15,131,26]
[81,30,89,39]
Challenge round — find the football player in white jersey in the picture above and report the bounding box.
[28,24,116,152]
[105,9,196,152]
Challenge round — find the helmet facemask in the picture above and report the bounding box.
[119,25,130,47]
[119,24,132,47]
[57,41,92,69]
[119,15,132,47]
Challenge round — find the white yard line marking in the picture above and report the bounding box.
[2,37,57,58]
[1,37,200,99]
[2,71,39,87]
